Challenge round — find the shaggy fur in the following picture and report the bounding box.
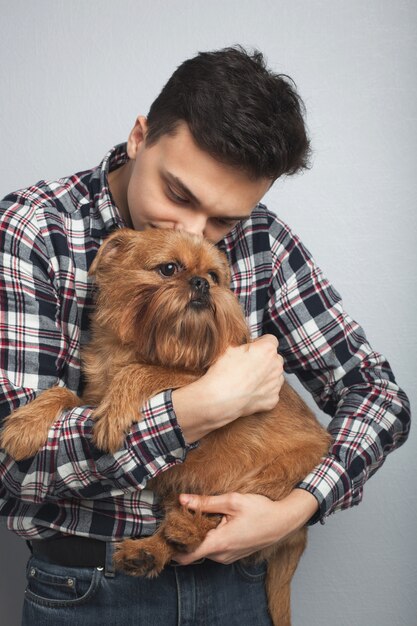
[0,228,331,625]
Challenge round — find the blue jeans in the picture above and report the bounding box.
[22,542,273,625]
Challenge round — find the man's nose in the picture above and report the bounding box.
[175,213,207,237]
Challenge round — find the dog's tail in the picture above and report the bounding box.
[265,527,307,626]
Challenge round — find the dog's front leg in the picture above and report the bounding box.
[91,364,197,453]
[0,387,82,460]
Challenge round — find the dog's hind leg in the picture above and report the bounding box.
[113,531,174,578]
[114,504,221,578]
[161,505,221,553]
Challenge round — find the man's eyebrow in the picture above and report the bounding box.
[163,171,251,222]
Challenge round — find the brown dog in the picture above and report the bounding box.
[1,228,330,625]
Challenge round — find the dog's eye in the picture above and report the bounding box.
[208,271,219,284]
[158,263,180,277]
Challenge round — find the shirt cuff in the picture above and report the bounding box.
[297,455,364,525]
[126,390,197,473]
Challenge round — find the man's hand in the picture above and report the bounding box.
[172,489,320,565]
[172,335,284,443]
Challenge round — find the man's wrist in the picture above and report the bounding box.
[273,488,320,535]
[172,373,242,443]
[172,378,214,443]
[290,488,320,523]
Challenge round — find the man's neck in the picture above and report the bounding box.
[108,162,133,228]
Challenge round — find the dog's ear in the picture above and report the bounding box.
[89,228,137,277]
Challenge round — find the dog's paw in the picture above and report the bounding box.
[0,407,49,460]
[113,538,167,578]
[1,421,45,460]
[1,387,81,461]
[91,400,138,454]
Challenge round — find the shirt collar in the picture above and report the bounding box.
[91,143,130,236]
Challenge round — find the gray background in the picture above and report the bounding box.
[0,1,416,625]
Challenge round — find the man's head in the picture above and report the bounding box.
[109,46,310,243]
[146,46,310,181]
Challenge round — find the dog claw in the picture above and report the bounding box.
[125,551,155,576]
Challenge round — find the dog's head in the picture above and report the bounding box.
[89,228,249,371]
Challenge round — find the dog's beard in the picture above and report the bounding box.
[118,282,249,371]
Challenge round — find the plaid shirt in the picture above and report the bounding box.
[0,144,410,541]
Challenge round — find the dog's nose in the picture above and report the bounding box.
[189,276,210,294]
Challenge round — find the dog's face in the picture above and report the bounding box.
[90,228,249,371]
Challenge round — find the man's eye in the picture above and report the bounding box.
[214,218,238,227]
[167,187,189,204]
[158,263,180,277]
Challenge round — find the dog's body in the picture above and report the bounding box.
[1,228,330,626]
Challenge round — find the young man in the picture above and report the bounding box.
[0,47,410,625]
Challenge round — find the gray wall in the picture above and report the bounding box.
[1,1,416,624]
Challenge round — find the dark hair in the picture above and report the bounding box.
[146,45,311,180]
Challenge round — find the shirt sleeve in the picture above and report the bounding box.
[0,200,191,504]
[265,219,411,523]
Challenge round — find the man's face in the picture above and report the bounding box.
[110,117,272,244]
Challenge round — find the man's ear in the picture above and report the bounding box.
[89,228,137,277]
[126,115,148,159]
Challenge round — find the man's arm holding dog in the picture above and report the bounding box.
[173,490,319,566]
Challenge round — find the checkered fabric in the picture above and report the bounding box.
[0,144,410,540]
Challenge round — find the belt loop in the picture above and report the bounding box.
[104,542,116,578]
